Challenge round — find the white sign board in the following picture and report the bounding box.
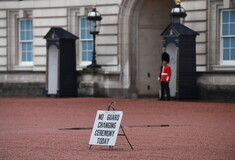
[89,110,123,146]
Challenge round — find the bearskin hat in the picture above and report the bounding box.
[161,52,170,63]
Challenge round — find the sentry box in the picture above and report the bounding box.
[44,27,79,97]
[161,23,199,99]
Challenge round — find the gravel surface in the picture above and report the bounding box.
[0,98,235,160]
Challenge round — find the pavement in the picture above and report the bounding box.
[0,97,235,160]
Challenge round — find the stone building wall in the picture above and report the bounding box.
[0,0,124,97]
[0,0,234,101]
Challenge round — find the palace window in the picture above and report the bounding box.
[80,17,93,65]
[221,10,235,64]
[19,19,33,65]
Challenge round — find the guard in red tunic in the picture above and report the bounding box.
[158,52,171,101]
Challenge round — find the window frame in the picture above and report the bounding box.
[18,18,33,66]
[18,19,33,66]
[79,17,93,66]
[220,9,235,65]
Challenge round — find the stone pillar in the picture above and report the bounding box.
[223,0,233,8]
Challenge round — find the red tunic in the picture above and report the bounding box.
[160,65,171,82]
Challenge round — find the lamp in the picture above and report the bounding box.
[87,5,102,34]
[171,0,187,23]
[86,4,103,69]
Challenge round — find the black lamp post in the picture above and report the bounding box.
[87,5,102,69]
[171,0,187,23]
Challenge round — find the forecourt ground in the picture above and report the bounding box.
[0,98,235,160]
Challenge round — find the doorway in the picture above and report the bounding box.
[136,0,174,97]
[166,43,177,97]
[48,45,59,95]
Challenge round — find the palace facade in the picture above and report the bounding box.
[0,0,234,100]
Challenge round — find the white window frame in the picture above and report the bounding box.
[220,9,235,65]
[79,17,93,66]
[18,19,33,66]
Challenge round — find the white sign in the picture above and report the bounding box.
[89,110,123,146]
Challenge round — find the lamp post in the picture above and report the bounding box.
[171,0,187,24]
[87,5,102,69]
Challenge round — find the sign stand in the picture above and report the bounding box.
[89,102,133,150]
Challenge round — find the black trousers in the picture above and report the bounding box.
[160,82,170,100]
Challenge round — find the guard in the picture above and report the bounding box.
[158,52,171,101]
